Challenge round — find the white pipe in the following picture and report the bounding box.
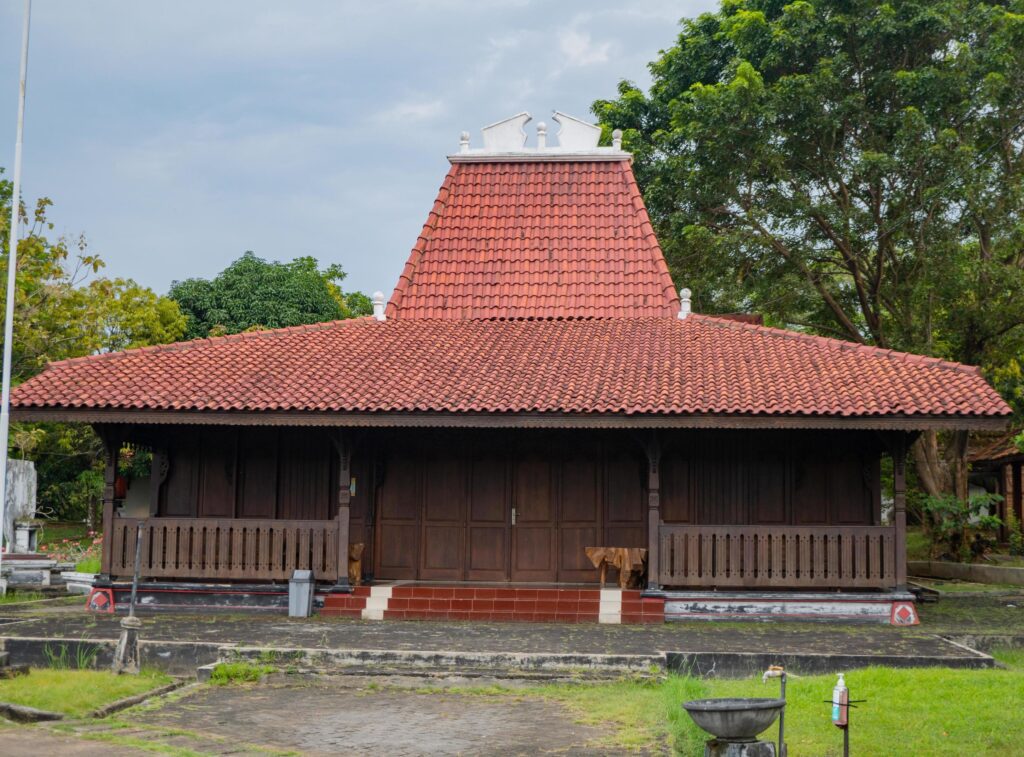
[0,0,32,594]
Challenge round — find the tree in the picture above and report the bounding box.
[168,252,372,340]
[1,169,187,520]
[594,0,1024,497]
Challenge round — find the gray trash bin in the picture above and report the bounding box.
[288,569,315,617]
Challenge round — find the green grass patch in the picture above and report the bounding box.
[425,665,1024,755]
[0,669,172,717]
[209,661,275,685]
[74,556,102,573]
[912,578,1024,594]
[37,521,90,548]
[0,590,46,605]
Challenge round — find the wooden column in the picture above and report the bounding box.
[893,435,907,591]
[98,429,121,579]
[332,433,352,592]
[645,432,662,592]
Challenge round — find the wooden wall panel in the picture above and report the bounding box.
[604,452,645,548]
[277,430,332,520]
[237,429,278,519]
[660,453,692,523]
[160,430,199,517]
[750,454,787,525]
[198,428,236,518]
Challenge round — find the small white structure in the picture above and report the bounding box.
[372,292,387,322]
[453,110,628,162]
[2,458,37,551]
[678,288,692,320]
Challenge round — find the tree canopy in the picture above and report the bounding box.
[2,169,187,520]
[594,0,1024,495]
[168,252,372,340]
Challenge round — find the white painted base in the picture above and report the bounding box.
[362,586,392,621]
[664,591,917,625]
[599,588,622,624]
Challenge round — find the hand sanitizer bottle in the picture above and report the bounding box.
[831,673,848,727]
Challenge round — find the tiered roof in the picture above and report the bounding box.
[10,112,1012,428]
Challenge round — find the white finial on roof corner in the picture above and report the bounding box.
[612,129,623,150]
[459,131,470,153]
[678,288,692,320]
[537,121,547,149]
[372,291,386,322]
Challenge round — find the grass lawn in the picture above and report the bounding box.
[36,521,90,549]
[911,578,1024,593]
[0,590,47,605]
[0,669,173,717]
[449,650,1024,755]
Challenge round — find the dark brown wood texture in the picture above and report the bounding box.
[373,431,646,582]
[658,525,895,588]
[155,427,334,521]
[659,430,882,526]
[108,517,339,581]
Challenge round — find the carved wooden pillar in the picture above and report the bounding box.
[893,435,907,591]
[333,432,352,592]
[645,432,662,592]
[98,429,122,579]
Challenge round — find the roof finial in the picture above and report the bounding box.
[678,288,692,320]
[537,121,547,149]
[459,131,470,153]
[372,291,387,322]
[612,129,623,150]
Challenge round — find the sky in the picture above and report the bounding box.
[0,1,716,298]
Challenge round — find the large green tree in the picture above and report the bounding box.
[169,252,372,340]
[1,169,187,520]
[595,0,1024,497]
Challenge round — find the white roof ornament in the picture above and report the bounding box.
[551,111,601,150]
[372,291,386,322]
[451,110,630,163]
[678,288,692,320]
[481,112,531,151]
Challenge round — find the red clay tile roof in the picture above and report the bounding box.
[386,160,679,320]
[10,315,1010,421]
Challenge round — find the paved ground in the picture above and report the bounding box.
[133,675,613,755]
[0,603,994,659]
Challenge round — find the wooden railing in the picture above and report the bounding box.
[658,525,895,589]
[108,517,340,582]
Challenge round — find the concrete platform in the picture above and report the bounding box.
[0,604,996,679]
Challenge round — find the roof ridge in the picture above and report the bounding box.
[40,317,371,369]
[690,314,982,376]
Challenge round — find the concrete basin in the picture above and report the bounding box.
[682,698,785,741]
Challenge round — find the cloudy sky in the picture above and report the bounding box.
[0,1,715,298]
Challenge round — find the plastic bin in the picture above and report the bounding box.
[288,569,315,617]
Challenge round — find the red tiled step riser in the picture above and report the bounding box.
[321,587,664,624]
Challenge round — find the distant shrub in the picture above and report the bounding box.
[209,661,274,685]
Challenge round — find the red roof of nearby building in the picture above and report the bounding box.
[10,315,1010,422]
[386,160,679,320]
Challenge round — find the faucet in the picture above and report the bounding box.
[763,666,787,757]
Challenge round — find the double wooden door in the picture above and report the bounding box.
[374,441,644,583]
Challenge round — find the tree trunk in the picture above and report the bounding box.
[912,430,970,500]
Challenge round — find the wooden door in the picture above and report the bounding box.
[511,454,557,581]
[420,456,467,580]
[558,454,601,582]
[375,456,421,579]
[467,455,509,580]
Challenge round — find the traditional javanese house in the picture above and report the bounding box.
[11,112,1011,623]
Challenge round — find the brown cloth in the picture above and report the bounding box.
[585,547,647,589]
[348,543,365,587]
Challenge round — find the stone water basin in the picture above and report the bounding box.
[682,698,785,741]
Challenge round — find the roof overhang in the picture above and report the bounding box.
[11,407,1009,431]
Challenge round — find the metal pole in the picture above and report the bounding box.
[778,672,787,757]
[0,0,32,596]
[128,522,143,617]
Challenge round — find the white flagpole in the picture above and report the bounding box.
[0,0,32,595]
